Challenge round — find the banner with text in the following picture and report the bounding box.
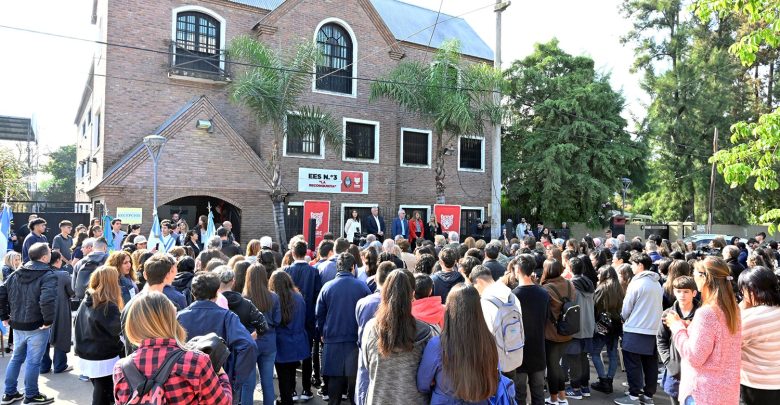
[434,204,461,235]
[298,168,368,194]
[303,200,331,247]
[115,207,143,225]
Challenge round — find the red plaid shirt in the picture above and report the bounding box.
[113,338,232,405]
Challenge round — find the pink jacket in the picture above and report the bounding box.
[671,305,741,405]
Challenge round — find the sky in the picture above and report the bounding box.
[0,0,647,155]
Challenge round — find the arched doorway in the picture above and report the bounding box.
[159,195,242,243]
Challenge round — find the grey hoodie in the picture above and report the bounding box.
[621,270,663,335]
[572,275,595,339]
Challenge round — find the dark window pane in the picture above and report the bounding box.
[459,137,483,170]
[345,122,375,160]
[286,115,321,156]
[402,130,429,166]
[316,23,353,94]
[174,12,221,74]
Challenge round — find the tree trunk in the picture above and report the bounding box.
[270,138,288,249]
[768,59,774,108]
[271,191,288,250]
[434,130,446,203]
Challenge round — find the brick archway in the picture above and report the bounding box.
[160,194,244,243]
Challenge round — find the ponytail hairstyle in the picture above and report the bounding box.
[695,256,740,334]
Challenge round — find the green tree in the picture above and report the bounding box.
[40,144,76,201]
[502,40,645,225]
[696,0,780,229]
[0,147,26,200]
[623,0,753,223]
[228,36,342,246]
[369,40,503,203]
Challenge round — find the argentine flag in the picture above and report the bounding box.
[0,204,12,261]
[148,212,162,252]
[203,209,216,246]
[103,215,114,252]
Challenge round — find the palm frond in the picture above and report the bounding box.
[287,105,343,151]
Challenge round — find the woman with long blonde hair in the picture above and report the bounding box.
[664,256,741,404]
[74,266,125,405]
[113,292,232,404]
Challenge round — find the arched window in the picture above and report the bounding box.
[316,23,353,94]
[174,11,221,74]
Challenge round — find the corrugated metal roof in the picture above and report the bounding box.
[370,0,493,60]
[236,0,493,60]
[228,0,285,9]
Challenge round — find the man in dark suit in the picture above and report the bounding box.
[391,209,408,240]
[363,207,385,241]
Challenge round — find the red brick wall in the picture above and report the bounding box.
[88,0,493,242]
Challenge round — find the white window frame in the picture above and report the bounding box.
[340,203,378,239]
[171,6,227,72]
[457,135,485,172]
[92,110,101,151]
[312,18,358,98]
[282,111,326,160]
[399,127,432,168]
[342,118,379,163]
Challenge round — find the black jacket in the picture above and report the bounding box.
[172,271,195,306]
[74,293,123,361]
[223,290,266,334]
[657,300,699,378]
[221,240,241,258]
[0,261,57,330]
[73,251,108,300]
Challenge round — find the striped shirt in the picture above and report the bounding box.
[741,305,780,389]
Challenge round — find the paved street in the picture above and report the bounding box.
[0,348,671,404]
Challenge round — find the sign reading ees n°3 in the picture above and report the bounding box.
[298,168,369,194]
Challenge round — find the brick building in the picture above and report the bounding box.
[74,0,495,243]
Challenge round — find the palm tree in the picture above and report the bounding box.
[228,35,341,247]
[370,39,504,203]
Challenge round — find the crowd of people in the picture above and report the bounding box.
[0,212,779,405]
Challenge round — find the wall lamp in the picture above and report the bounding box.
[196,119,213,133]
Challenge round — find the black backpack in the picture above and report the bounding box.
[119,349,185,404]
[548,282,581,336]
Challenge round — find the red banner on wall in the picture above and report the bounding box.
[433,204,461,235]
[303,200,331,248]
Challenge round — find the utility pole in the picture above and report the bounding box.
[707,127,718,233]
[491,0,510,239]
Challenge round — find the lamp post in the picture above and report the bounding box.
[143,135,167,216]
[621,177,632,216]
[491,0,510,239]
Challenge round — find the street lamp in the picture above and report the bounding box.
[143,135,167,215]
[621,177,632,216]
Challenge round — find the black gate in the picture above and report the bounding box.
[285,205,304,239]
[460,209,483,241]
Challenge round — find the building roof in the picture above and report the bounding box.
[0,115,37,142]
[234,0,494,60]
[230,0,285,9]
[369,0,493,60]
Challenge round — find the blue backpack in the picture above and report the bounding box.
[489,371,516,405]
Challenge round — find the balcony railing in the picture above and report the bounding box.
[169,42,230,82]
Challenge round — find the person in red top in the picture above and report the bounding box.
[411,273,445,329]
[408,211,425,247]
[113,292,232,404]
